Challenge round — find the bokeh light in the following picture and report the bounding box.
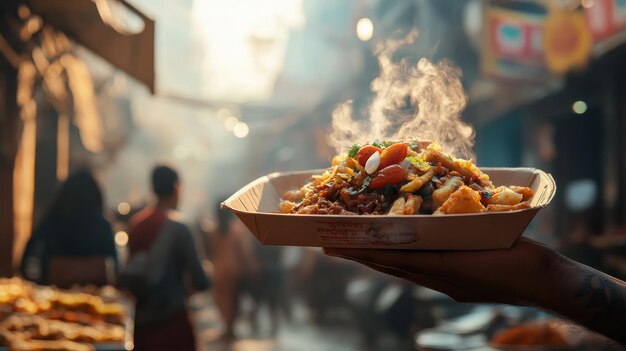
[217,107,231,120]
[233,122,250,138]
[114,231,129,247]
[573,100,587,114]
[581,0,594,9]
[117,202,131,215]
[356,18,374,41]
[224,116,239,131]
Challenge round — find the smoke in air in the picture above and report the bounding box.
[328,31,475,159]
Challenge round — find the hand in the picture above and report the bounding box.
[324,237,562,307]
[326,237,626,346]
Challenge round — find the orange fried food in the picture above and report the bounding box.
[491,323,568,346]
[435,186,485,214]
[486,202,531,212]
[431,176,464,209]
[509,186,534,201]
[387,194,423,215]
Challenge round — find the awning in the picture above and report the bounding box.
[25,0,155,93]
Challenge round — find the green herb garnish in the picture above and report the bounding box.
[371,140,395,149]
[406,155,431,170]
[348,144,360,158]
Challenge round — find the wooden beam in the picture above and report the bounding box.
[0,57,19,277]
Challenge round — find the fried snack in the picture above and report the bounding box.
[0,278,127,350]
[0,327,11,347]
[481,187,524,206]
[509,185,534,201]
[404,194,423,215]
[487,202,531,212]
[491,323,569,347]
[387,197,406,215]
[9,339,95,351]
[387,194,423,215]
[280,141,534,215]
[435,186,485,214]
[431,176,464,209]
[400,169,434,193]
[424,149,473,182]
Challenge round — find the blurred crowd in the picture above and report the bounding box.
[16,164,467,351]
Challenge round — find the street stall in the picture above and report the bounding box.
[0,0,154,277]
[0,0,154,349]
[0,278,132,351]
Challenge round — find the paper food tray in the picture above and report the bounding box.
[222,167,556,250]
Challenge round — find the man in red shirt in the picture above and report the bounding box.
[128,165,210,351]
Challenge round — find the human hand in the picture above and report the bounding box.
[326,237,626,346]
[324,237,563,307]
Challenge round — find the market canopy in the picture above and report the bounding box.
[25,0,155,93]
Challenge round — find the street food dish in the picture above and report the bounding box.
[222,167,554,249]
[222,143,554,249]
[280,141,534,215]
[0,278,127,351]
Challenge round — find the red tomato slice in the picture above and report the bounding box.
[356,145,383,166]
[379,143,408,169]
[368,165,407,189]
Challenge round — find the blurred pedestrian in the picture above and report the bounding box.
[21,169,117,287]
[126,165,210,351]
[208,201,258,340]
[247,243,284,337]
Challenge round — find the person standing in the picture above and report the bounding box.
[127,165,210,351]
[208,202,258,340]
[21,169,117,287]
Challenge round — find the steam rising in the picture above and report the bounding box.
[329,31,475,159]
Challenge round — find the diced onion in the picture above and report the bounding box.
[365,151,381,174]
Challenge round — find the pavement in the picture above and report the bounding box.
[189,292,364,351]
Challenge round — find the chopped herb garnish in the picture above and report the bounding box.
[447,154,454,161]
[353,175,373,194]
[348,144,360,158]
[372,140,384,149]
[406,155,431,171]
[406,155,422,163]
[382,140,395,148]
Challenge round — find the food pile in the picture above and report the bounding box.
[0,278,126,351]
[491,322,570,348]
[280,141,534,215]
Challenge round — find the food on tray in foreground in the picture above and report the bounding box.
[490,322,570,347]
[0,278,126,351]
[279,141,534,215]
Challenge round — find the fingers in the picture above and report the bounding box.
[324,247,449,276]
[343,258,467,302]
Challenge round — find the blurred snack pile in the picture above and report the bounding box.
[491,321,571,349]
[0,278,127,351]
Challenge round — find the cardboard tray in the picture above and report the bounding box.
[221,168,556,250]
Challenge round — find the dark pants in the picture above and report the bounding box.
[134,309,196,351]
